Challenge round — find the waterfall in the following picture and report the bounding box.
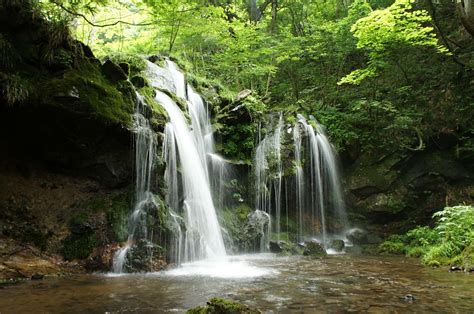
[254,113,349,250]
[254,114,283,249]
[146,60,227,263]
[112,93,156,273]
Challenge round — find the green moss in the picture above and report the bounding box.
[107,53,147,75]
[106,192,132,242]
[43,60,135,126]
[303,241,327,257]
[461,243,474,271]
[186,298,259,314]
[63,233,96,260]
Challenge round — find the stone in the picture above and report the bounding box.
[131,75,147,88]
[235,89,252,102]
[329,239,345,252]
[269,240,284,253]
[303,241,327,257]
[118,62,130,77]
[0,238,62,281]
[31,273,44,280]
[78,42,95,58]
[148,55,163,64]
[345,228,368,245]
[54,86,80,102]
[186,298,261,314]
[101,60,128,83]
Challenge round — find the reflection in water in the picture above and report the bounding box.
[1,255,473,313]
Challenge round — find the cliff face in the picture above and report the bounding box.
[343,145,474,239]
[0,1,137,280]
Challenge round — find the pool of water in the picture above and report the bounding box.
[0,254,473,313]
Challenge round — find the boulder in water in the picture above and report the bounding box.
[123,239,166,273]
[329,239,345,252]
[303,241,327,257]
[186,298,261,314]
[269,240,285,253]
[346,228,368,245]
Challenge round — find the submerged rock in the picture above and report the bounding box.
[186,298,261,314]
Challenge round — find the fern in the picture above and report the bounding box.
[0,72,30,105]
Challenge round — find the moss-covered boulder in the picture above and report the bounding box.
[101,60,128,83]
[187,298,261,314]
[329,239,345,252]
[461,243,474,272]
[303,241,327,257]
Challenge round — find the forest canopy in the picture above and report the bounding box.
[18,0,474,157]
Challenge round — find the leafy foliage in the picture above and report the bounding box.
[379,205,474,269]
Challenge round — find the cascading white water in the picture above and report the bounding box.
[255,113,349,250]
[254,113,283,248]
[156,90,226,261]
[112,93,156,273]
[293,124,305,242]
[146,60,227,263]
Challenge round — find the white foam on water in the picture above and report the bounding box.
[161,257,278,279]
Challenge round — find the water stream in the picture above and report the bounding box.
[1,255,473,312]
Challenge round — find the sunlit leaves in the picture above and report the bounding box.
[339,0,448,85]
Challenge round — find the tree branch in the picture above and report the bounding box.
[49,0,154,27]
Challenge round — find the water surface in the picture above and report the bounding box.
[1,254,473,313]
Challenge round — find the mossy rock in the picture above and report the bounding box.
[461,243,474,272]
[62,214,97,260]
[131,75,147,88]
[303,241,327,257]
[101,60,128,83]
[329,239,345,252]
[43,60,135,126]
[186,298,260,314]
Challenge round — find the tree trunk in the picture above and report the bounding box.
[457,0,474,36]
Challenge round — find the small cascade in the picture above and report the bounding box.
[112,94,156,273]
[146,60,227,263]
[254,113,349,251]
[254,113,283,249]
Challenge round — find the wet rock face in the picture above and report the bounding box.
[344,149,473,236]
[0,105,133,188]
[123,239,166,273]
